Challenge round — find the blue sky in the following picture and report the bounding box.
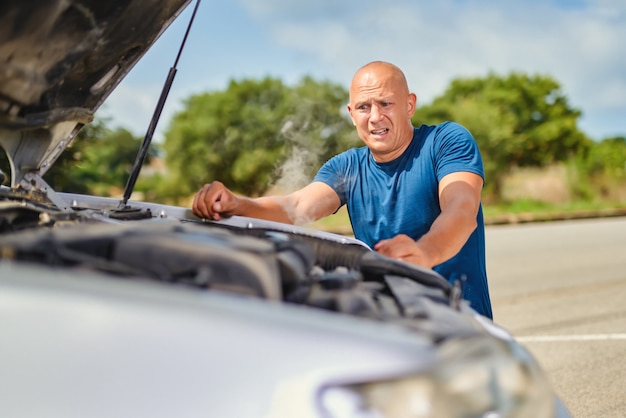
[98,0,626,142]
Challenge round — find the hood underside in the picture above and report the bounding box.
[0,0,190,186]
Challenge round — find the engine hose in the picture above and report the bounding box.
[206,223,451,295]
[358,252,451,295]
[295,234,451,295]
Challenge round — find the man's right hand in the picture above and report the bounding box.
[192,180,341,226]
[192,181,240,221]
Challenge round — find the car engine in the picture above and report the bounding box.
[0,191,480,342]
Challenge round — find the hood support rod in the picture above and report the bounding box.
[119,0,201,208]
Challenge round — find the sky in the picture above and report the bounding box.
[97,0,626,143]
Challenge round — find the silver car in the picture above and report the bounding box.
[0,1,570,417]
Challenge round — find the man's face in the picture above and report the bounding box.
[347,65,416,163]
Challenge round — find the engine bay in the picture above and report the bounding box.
[0,192,482,342]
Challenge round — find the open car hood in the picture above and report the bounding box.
[0,0,190,188]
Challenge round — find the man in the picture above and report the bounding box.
[192,61,492,318]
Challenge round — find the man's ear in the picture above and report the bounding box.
[347,104,356,125]
[407,93,417,117]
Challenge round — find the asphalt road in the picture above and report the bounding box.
[486,217,626,418]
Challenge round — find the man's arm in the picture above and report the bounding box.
[374,171,483,268]
[192,181,341,225]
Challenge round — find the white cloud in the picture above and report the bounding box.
[97,84,158,134]
[96,82,191,143]
[238,0,352,20]
[242,0,625,139]
[101,0,625,140]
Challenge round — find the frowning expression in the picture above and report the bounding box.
[347,63,417,163]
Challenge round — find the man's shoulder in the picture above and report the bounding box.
[415,121,474,146]
[414,121,465,139]
[318,146,369,173]
[333,145,369,161]
[429,121,470,135]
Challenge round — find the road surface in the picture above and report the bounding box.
[486,217,626,417]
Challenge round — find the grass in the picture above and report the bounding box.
[312,205,353,234]
[483,199,626,217]
[312,199,626,235]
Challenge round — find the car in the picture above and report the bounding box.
[0,1,571,417]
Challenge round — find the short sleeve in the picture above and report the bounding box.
[313,153,350,206]
[433,122,485,183]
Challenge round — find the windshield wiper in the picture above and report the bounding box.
[118,0,201,210]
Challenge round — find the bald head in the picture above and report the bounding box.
[347,61,417,162]
[350,61,410,101]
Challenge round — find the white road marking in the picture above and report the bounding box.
[517,333,626,342]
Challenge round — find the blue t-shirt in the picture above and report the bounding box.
[314,122,493,318]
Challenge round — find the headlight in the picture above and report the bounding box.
[319,337,555,418]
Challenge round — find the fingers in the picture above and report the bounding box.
[374,234,411,254]
[192,181,231,220]
[374,235,433,268]
[374,235,403,258]
[192,184,210,219]
[373,239,389,252]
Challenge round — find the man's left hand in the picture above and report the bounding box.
[374,234,434,269]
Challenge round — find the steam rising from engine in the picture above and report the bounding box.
[269,118,329,226]
[273,119,323,194]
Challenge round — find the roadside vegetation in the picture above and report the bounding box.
[1,72,624,229]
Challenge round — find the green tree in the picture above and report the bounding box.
[162,76,357,201]
[413,73,591,200]
[44,118,109,193]
[577,136,626,200]
[585,136,626,179]
[45,120,154,196]
[76,127,156,196]
[2,118,109,191]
